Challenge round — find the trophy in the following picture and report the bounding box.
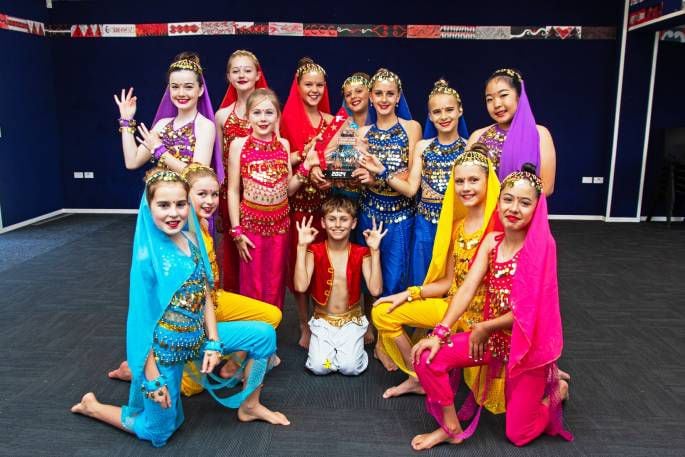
[323,126,359,180]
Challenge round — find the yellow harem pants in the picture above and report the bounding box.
[371,298,505,414]
[181,289,282,397]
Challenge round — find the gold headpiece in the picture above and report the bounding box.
[145,169,186,186]
[501,171,543,194]
[369,68,402,92]
[454,150,489,170]
[492,68,522,82]
[180,163,216,181]
[429,81,461,104]
[169,59,203,75]
[341,74,370,92]
[296,62,326,78]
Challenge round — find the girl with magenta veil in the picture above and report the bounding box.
[467,68,556,195]
[215,49,269,293]
[114,52,222,181]
[71,170,288,448]
[410,165,572,451]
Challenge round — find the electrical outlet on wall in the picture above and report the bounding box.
[582,177,592,184]
[74,171,84,179]
[84,172,94,179]
[593,177,604,184]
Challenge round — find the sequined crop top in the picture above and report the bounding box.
[240,134,289,204]
[477,124,506,174]
[359,122,415,224]
[449,222,487,332]
[158,115,197,165]
[290,117,330,214]
[417,137,466,224]
[485,234,518,362]
[222,109,250,176]
[153,237,209,365]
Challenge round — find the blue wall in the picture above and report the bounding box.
[0,1,63,227]
[3,0,626,222]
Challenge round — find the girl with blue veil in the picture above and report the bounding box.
[352,68,422,300]
[360,79,469,285]
[71,170,287,448]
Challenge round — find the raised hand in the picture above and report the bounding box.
[358,151,385,175]
[136,123,162,152]
[114,87,137,120]
[296,215,319,247]
[362,216,388,251]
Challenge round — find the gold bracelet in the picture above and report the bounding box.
[406,285,422,302]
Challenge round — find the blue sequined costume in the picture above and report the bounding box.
[410,137,466,285]
[120,195,276,448]
[359,122,415,295]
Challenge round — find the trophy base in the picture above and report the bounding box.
[324,169,355,179]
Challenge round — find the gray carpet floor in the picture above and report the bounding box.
[0,215,683,456]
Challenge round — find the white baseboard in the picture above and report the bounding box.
[63,208,138,215]
[640,216,684,222]
[0,209,65,234]
[548,215,604,221]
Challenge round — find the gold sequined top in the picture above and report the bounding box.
[449,221,487,332]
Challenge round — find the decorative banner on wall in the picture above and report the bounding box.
[661,25,685,42]
[1,12,616,41]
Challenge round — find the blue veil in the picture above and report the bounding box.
[125,190,213,407]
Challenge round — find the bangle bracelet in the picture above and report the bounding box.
[204,339,223,353]
[229,226,244,240]
[296,163,310,178]
[152,144,167,161]
[431,324,453,347]
[406,285,422,302]
[376,168,388,180]
[141,374,168,398]
[118,118,137,134]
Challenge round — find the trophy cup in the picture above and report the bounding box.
[323,127,358,180]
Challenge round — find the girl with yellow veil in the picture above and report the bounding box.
[371,146,503,411]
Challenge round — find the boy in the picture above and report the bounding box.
[294,197,386,375]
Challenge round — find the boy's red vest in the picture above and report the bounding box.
[307,241,369,309]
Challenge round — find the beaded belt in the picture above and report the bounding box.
[240,199,290,236]
[359,191,414,224]
[313,305,364,328]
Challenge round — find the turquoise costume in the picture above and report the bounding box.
[120,194,276,447]
[410,137,466,285]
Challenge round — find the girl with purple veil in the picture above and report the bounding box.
[113,51,222,182]
[466,69,556,196]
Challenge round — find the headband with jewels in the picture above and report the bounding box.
[296,62,326,78]
[492,68,522,82]
[429,81,462,104]
[369,69,403,92]
[180,162,216,181]
[454,150,489,170]
[341,74,370,92]
[145,169,187,186]
[169,59,203,75]
[501,171,543,194]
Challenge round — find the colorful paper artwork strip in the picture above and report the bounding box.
[0,12,616,41]
[269,22,304,36]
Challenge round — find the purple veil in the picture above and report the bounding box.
[498,81,540,179]
[151,75,224,184]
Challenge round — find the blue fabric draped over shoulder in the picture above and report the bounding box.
[125,191,213,411]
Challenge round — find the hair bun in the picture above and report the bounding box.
[353,71,370,80]
[433,78,449,89]
[174,51,201,65]
[469,142,489,156]
[297,56,315,68]
[521,162,537,175]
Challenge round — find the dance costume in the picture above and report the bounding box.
[121,196,274,447]
[237,134,290,309]
[409,137,466,285]
[305,242,370,376]
[414,197,572,445]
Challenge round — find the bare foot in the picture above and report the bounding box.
[71,392,98,417]
[219,358,241,379]
[269,354,281,369]
[411,427,462,451]
[558,368,571,382]
[363,326,375,345]
[298,324,311,349]
[373,344,398,372]
[238,402,290,425]
[383,376,425,399]
[108,361,131,381]
[559,379,569,402]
